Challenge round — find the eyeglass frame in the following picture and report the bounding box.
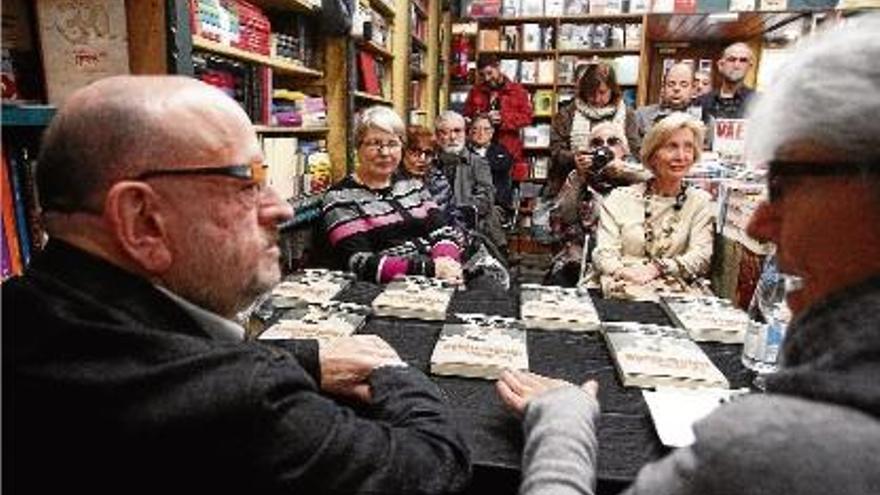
[360,139,403,153]
[767,160,880,203]
[406,147,436,160]
[589,136,623,149]
[134,162,268,186]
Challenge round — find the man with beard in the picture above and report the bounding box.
[463,54,533,173]
[435,110,507,252]
[634,62,698,147]
[696,42,757,122]
[4,76,470,495]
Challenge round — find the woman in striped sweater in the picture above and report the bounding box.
[322,106,466,284]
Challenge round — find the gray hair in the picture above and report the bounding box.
[435,110,466,130]
[747,14,880,170]
[355,105,405,146]
[640,112,705,169]
[590,122,630,156]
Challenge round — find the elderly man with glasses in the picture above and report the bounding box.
[4,77,470,495]
[495,15,880,495]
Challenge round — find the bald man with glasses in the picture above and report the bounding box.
[4,76,470,495]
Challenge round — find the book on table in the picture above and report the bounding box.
[259,301,370,344]
[520,283,601,332]
[271,269,354,306]
[602,322,729,389]
[659,295,751,344]
[371,275,455,320]
[430,313,528,380]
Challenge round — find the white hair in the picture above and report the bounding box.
[355,105,405,146]
[746,14,880,166]
[435,110,466,129]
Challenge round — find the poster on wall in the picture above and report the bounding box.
[36,0,130,105]
[712,118,747,166]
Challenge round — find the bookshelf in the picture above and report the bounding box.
[353,0,398,110]
[185,0,333,201]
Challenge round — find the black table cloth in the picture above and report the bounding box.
[323,282,753,494]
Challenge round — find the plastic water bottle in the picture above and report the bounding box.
[742,255,791,376]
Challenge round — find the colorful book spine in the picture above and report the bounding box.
[0,152,23,276]
[7,151,31,265]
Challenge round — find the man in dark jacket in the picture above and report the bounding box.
[3,75,470,495]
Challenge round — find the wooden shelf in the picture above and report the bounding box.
[558,48,641,56]
[479,50,556,57]
[521,82,555,88]
[532,113,554,119]
[248,0,319,12]
[557,13,645,22]
[476,15,558,24]
[2,103,56,127]
[253,125,330,134]
[192,36,324,77]
[368,0,396,17]
[523,146,550,151]
[411,68,429,79]
[354,91,393,105]
[411,35,428,50]
[357,40,395,59]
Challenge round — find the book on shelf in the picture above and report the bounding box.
[519,60,537,83]
[502,26,520,51]
[660,295,751,344]
[545,0,565,15]
[532,90,555,117]
[271,269,355,306]
[563,0,590,14]
[625,24,642,50]
[730,0,757,10]
[603,322,730,389]
[357,51,382,95]
[430,313,528,379]
[502,0,521,16]
[531,156,550,180]
[259,301,370,344]
[0,154,23,276]
[521,24,542,52]
[590,0,609,14]
[537,59,555,84]
[614,55,640,85]
[760,0,787,10]
[629,0,650,12]
[499,59,520,81]
[371,276,455,320]
[605,0,624,13]
[558,56,576,85]
[520,0,544,15]
[712,119,748,165]
[522,124,551,148]
[478,29,501,51]
[520,284,601,331]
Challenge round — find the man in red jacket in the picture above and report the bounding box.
[463,55,533,177]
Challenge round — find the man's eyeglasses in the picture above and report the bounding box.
[135,162,267,187]
[361,140,403,153]
[589,136,622,148]
[767,160,879,202]
[407,148,436,160]
[724,56,751,64]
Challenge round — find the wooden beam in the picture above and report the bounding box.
[126,0,167,74]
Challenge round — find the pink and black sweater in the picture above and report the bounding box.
[322,175,464,283]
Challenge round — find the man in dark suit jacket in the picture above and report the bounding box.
[3,76,470,495]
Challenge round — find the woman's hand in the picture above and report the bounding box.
[496,370,599,417]
[574,150,593,178]
[434,256,464,285]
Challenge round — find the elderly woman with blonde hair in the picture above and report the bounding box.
[591,112,713,298]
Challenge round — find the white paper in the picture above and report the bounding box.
[642,387,747,447]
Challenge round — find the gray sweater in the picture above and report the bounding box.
[520,275,880,495]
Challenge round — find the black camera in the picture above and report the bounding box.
[591,146,614,170]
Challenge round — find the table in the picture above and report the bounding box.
[328,282,753,495]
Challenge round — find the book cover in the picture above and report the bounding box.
[660,295,751,344]
[521,24,542,52]
[563,0,590,14]
[502,26,520,51]
[478,29,501,51]
[259,301,370,344]
[531,156,550,180]
[532,90,555,117]
[0,152,23,275]
[502,0,521,16]
[520,283,601,331]
[603,322,730,389]
[371,276,455,320]
[537,59,555,84]
[271,269,354,306]
[519,60,537,83]
[545,0,565,15]
[357,51,381,95]
[519,0,544,15]
[499,59,520,81]
[430,313,528,379]
[36,0,131,105]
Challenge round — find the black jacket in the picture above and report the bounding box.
[3,240,470,495]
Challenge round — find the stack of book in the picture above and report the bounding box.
[660,295,751,344]
[431,314,528,379]
[259,301,370,344]
[520,284,601,332]
[602,322,729,389]
[371,276,455,320]
[271,269,354,306]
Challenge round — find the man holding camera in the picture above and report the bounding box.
[545,122,648,286]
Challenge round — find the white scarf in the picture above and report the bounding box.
[570,99,627,150]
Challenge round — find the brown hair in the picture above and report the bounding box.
[406,125,435,151]
[577,62,622,107]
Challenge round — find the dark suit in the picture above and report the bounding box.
[3,240,470,495]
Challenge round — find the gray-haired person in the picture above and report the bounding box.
[497,14,880,495]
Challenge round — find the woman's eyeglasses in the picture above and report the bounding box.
[407,148,436,160]
[362,140,403,153]
[589,136,622,148]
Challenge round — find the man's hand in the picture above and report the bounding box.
[616,264,660,285]
[574,150,593,178]
[434,256,464,285]
[319,335,404,403]
[496,370,599,417]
